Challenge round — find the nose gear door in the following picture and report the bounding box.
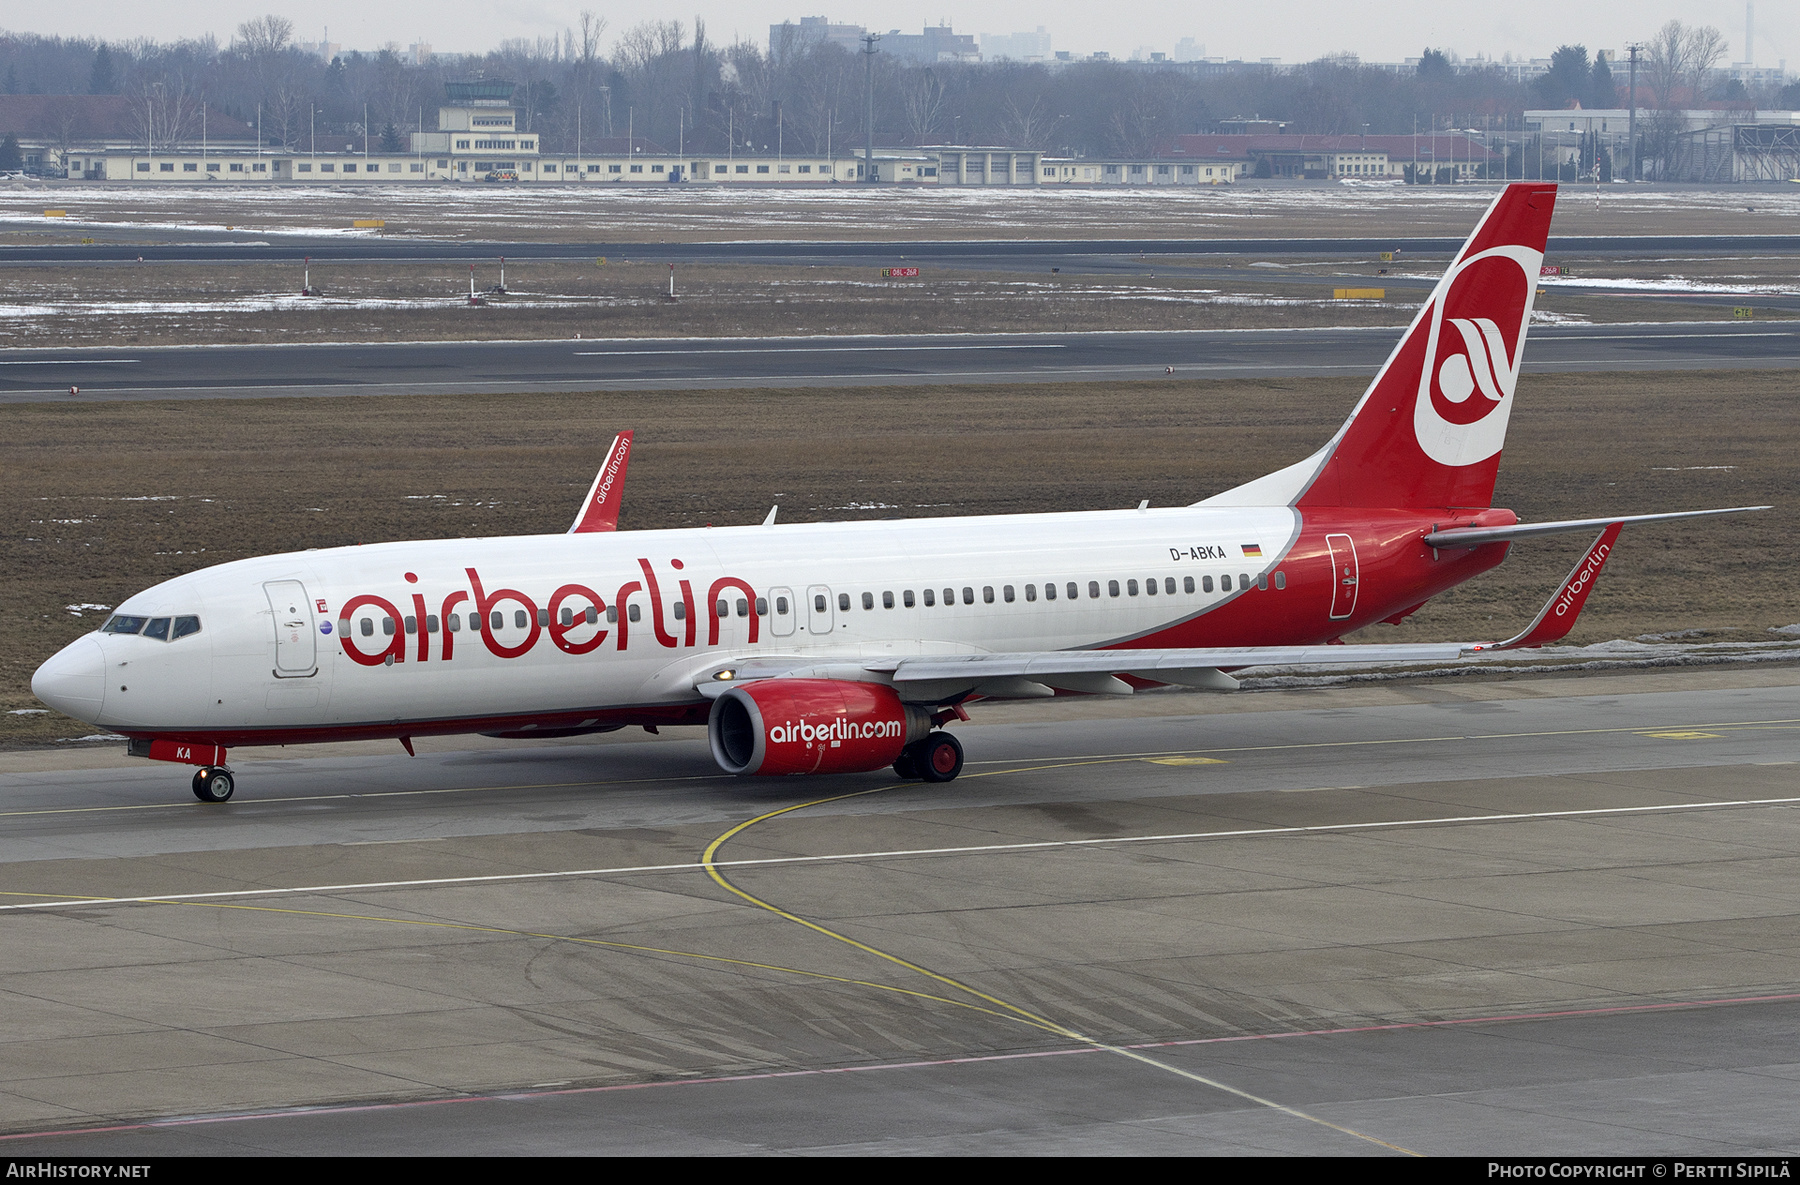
[265,580,318,675]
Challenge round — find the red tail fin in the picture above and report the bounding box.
[1297,183,1556,511]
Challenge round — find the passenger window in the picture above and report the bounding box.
[1221,575,1232,592]
[775,596,789,615]
[606,606,618,623]
[882,591,894,609]
[562,607,575,626]
[405,616,417,634]
[715,600,729,618]
[172,616,201,640]
[1274,572,1286,590]
[1203,576,1213,593]
[1240,572,1251,588]
[361,618,374,636]
[982,586,994,604]
[538,609,550,626]
[944,588,955,605]
[923,588,936,607]
[1044,583,1056,601]
[102,615,147,635]
[448,614,461,632]
[815,594,827,613]
[628,605,641,622]
[1108,580,1120,597]
[1165,577,1176,595]
[515,610,529,629]
[384,617,397,635]
[490,611,503,630]
[1003,585,1015,603]
[963,587,975,605]
[1087,581,1099,599]
[1025,585,1037,602]
[588,606,601,623]
[903,590,915,608]
[838,593,850,612]
[673,602,687,620]
[1257,574,1268,590]
[737,598,749,617]
[862,592,874,610]
[1144,578,1156,595]
[1127,580,1139,596]
[144,617,171,641]
[754,598,767,616]
[426,615,439,633]
[469,613,481,631]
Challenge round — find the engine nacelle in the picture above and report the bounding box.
[709,679,933,776]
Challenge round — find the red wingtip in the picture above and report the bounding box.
[1494,520,1622,650]
[570,431,633,533]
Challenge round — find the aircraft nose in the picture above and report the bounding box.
[32,636,106,722]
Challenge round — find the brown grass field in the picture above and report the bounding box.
[3,370,1793,747]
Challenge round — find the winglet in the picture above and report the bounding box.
[569,431,633,533]
[1473,522,1623,652]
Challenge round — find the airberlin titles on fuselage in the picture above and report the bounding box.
[336,559,760,666]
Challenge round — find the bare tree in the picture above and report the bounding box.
[1684,25,1727,101]
[234,15,294,57]
[1645,20,1728,109]
[902,69,945,140]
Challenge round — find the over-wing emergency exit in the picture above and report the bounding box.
[31,183,1766,802]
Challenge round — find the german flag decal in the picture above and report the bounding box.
[1241,544,1263,557]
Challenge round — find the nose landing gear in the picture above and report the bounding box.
[191,767,236,803]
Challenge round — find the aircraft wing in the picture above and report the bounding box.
[569,431,633,533]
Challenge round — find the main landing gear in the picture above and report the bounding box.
[893,731,964,783]
[191,766,236,803]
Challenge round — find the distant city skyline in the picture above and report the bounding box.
[19,2,1790,68]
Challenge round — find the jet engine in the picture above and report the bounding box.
[708,679,933,776]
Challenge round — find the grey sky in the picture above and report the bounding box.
[27,2,1786,68]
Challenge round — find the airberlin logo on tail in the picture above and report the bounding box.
[1412,244,1542,468]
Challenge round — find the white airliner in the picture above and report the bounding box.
[31,183,1764,802]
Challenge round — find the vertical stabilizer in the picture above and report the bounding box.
[1292,183,1557,511]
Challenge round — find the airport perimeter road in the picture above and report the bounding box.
[4,321,1798,402]
[7,233,1800,265]
[1,669,1798,1154]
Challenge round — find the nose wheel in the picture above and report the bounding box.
[192,767,235,803]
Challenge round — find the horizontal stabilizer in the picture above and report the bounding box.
[1425,505,1767,549]
[569,430,634,534]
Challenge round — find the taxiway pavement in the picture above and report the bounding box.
[1,667,1797,1154]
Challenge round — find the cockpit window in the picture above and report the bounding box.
[103,613,201,640]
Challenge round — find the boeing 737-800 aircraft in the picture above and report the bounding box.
[31,183,1764,801]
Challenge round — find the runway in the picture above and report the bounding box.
[1,668,1798,1154]
[5,321,1796,403]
